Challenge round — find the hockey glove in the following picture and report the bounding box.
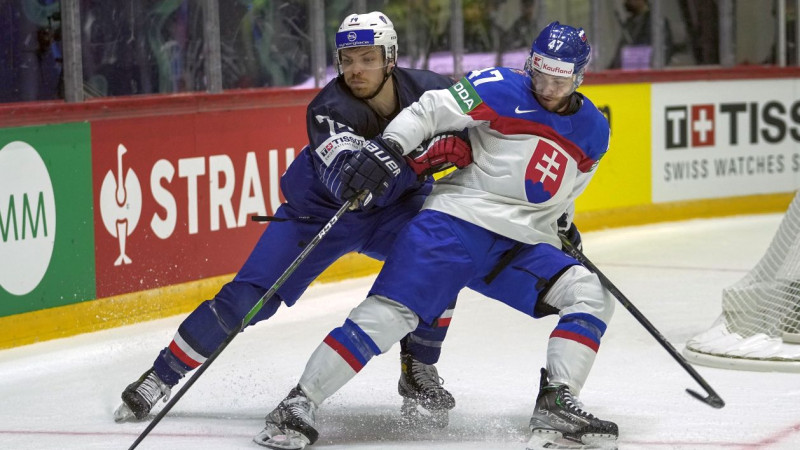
[406,133,473,177]
[557,213,583,251]
[342,136,406,209]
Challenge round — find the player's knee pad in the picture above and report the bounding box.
[208,281,281,333]
[541,265,615,324]
[348,295,420,354]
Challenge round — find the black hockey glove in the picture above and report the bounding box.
[342,136,406,209]
[557,213,583,251]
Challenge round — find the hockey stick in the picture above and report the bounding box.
[559,234,726,409]
[129,198,356,450]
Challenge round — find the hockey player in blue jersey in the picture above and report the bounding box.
[259,22,618,450]
[113,11,472,430]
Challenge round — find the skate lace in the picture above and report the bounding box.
[560,388,595,420]
[411,360,446,392]
[285,394,316,424]
[139,373,171,405]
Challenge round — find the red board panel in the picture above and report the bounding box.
[91,106,307,297]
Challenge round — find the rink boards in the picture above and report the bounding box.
[0,68,799,348]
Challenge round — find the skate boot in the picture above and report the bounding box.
[398,352,455,429]
[113,368,172,422]
[254,385,319,450]
[527,368,618,450]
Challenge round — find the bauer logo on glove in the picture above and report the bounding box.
[364,140,402,176]
[406,133,473,177]
[341,136,406,209]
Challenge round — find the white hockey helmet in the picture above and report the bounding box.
[335,11,398,73]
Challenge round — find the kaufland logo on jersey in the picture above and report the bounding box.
[532,53,574,76]
[665,99,800,149]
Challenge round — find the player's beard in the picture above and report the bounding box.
[346,70,388,100]
[348,79,378,99]
[535,93,570,113]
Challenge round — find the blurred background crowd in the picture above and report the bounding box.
[0,0,796,103]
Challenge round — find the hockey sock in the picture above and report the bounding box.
[153,285,282,386]
[300,295,418,405]
[546,313,606,394]
[401,299,456,364]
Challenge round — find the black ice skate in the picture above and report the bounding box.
[527,368,618,450]
[398,352,455,429]
[254,385,319,450]
[113,368,171,422]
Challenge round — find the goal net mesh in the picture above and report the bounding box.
[684,192,800,372]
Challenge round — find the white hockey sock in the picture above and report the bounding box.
[299,295,419,406]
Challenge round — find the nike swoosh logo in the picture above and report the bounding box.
[514,106,537,114]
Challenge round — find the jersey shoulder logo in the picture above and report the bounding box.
[314,132,365,167]
[448,77,482,113]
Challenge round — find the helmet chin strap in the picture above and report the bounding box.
[361,66,394,100]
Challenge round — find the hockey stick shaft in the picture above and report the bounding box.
[129,199,355,450]
[559,235,725,409]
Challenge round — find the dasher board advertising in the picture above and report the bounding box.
[652,79,800,202]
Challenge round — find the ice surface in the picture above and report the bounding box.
[1,213,798,449]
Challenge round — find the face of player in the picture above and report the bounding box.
[340,46,392,99]
[531,70,576,113]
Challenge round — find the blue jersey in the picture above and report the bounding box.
[280,67,455,217]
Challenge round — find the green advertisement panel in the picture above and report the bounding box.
[0,123,96,317]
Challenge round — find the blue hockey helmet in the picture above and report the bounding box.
[525,21,591,92]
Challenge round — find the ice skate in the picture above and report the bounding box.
[254,385,319,450]
[526,368,618,450]
[113,368,171,422]
[398,352,454,429]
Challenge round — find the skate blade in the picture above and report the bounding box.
[526,430,617,450]
[253,423,283,445]
[254,429,310,450]
[400,398,449,429]
[113,403,136,423]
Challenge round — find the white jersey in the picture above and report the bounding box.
[383,67,610,248]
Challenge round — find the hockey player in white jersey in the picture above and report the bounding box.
[257,22,617,450]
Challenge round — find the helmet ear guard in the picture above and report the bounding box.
[335,11,398,75]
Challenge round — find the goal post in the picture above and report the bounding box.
[683,191,800,372]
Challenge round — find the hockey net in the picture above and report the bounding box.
[683,191,800,372]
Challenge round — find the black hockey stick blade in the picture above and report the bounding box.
[128,199,355,450]
[687,388,725,409]
[559,234,725,409]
